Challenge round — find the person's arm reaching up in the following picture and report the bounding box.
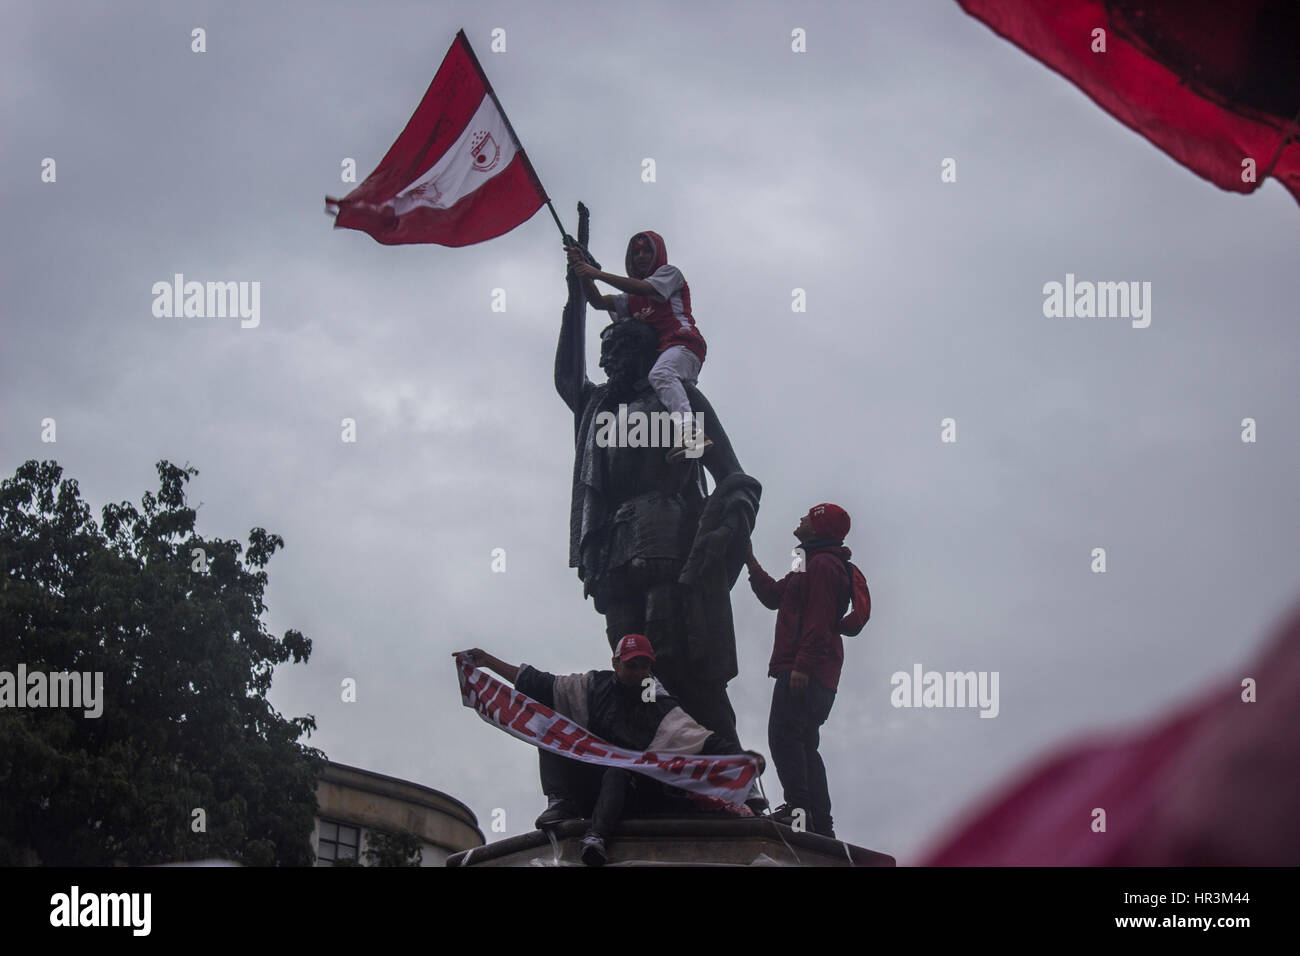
[746,543,786,609]
[454,647,519,684]
[565,244,615,310]
[571,253,657,298]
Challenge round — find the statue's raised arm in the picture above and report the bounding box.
[555,203,595,417]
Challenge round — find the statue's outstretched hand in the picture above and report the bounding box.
[681,526,730,588]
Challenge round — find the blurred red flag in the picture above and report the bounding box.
[920,600,1300,866]
[326,30,547,246]
[958,0,1300,206]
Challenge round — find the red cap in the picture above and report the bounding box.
[615,634,656,662]
[807,503,851,541]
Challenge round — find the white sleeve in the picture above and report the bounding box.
[643,265,684,302]
[648,705,714,754]
[551,671,593,728]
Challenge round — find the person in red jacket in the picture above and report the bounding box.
[746,503,858,838]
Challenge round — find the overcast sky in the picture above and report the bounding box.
[3,0,1297,863]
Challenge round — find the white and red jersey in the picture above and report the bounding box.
[607,231,707,363]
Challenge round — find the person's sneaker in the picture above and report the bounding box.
[770,803,797,826]
[535,797,583,829]
[813,813,837,839]
[666,428,713,463]
[772,804,816,831]
[745,795,770,817]
[579,830,607,867]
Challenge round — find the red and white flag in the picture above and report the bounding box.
[327,30,548,245]
[455,657,758,810]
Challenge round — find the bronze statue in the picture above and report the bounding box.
[555,205,761,742]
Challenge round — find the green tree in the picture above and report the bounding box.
[361,828,423,867]
[0,459,325,865]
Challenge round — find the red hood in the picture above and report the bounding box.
[625,231,667,279]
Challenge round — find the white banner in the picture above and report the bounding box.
[455,657,757,808]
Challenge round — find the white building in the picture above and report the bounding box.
[312,761,484,867]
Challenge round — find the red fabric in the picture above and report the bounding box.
[327,31,547,245]
[622,231,707,362]
[334,154,544,247]
[919,600,1300,866]
[838,562,872,638]
[958,0,1300,206]
[750,546,853,692]
[615,633,655,661]
[807,503,851,542]
[624,231,667,279]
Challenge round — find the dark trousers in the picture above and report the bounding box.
[540,749,606,806]
[768,670,836,836]
[649,656,738,744]
[539,752,685,837]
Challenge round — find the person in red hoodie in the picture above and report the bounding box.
[746,503,860,838]
[566,231,711,460]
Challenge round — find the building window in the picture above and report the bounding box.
[318,820,360,864]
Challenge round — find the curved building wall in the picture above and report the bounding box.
[313,761,484,867]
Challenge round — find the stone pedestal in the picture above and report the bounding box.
[446,818,895,867]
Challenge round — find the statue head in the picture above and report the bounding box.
[599,320,659,396]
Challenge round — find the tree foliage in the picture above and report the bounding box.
[362,828,423,867]
[0,459,325,865]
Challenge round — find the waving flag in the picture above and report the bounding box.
[958,0,1300,207]
[920,599,1300,866]
[327,30,549,246]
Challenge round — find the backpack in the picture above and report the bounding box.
[838,560,872,637]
